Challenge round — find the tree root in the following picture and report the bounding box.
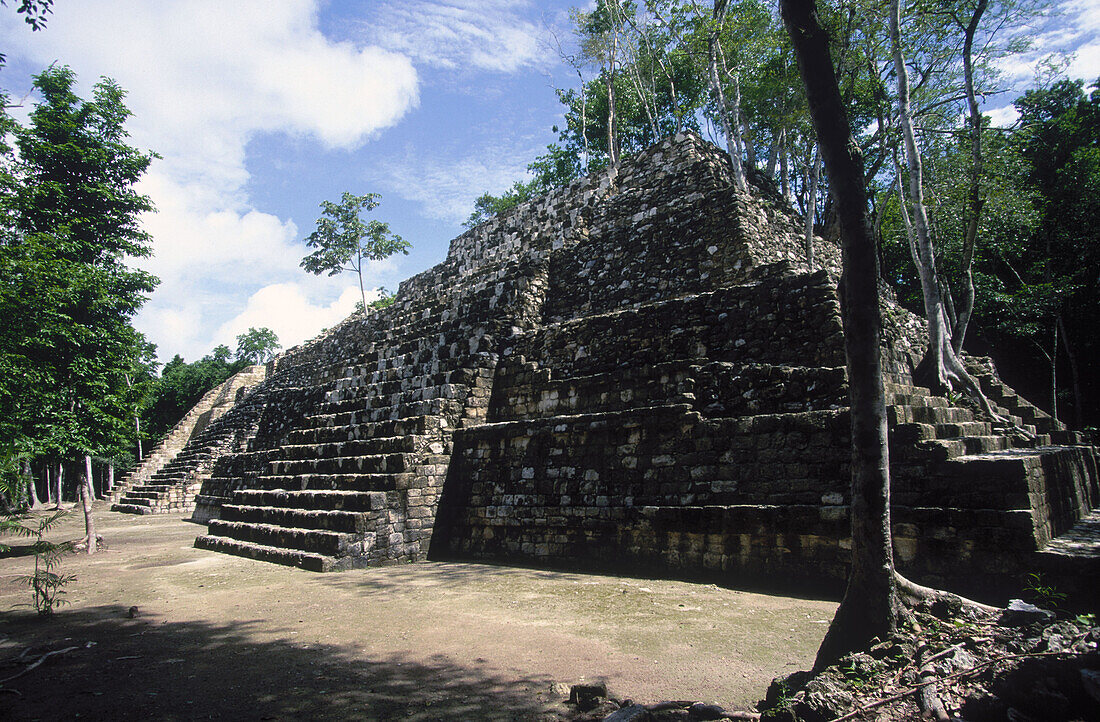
[894,573,998,615]
[916,640,950,721]
[829,645,1089,722]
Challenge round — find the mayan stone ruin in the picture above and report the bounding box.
[112,132,1098,601]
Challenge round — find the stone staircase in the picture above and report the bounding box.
[109,365,266,511]
[193,254,542,570]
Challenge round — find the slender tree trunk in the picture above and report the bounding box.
[780,129,790,200]
[806,143,822,269]
[766,132,779,178]
[26,459,41,508]
[1056,315,1083,429]
[782,0,901,669]
[951,0,989,354]
[53,461,63,509]
[1050,321,1059,424]
[715,38,748,191]
[890,0,1002,421]
[742,115,757,169]
[135,415,143,461]
[86,457,97,500]
[107,461,115,494]
[81,454,97,554]
[703,4,746,192]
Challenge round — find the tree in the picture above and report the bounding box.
[1002,78,1100,426]
[1,66,158,550]
[781,0,901,668]
[235,327,280,364]
[889,0,1000,418]
[300,192,409,311]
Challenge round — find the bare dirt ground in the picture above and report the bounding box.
[0,503,837,721]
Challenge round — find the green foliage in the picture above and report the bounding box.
[0,450,30,511]
[1022,571,1067,611]
[139,347,249,445]
[0,66,158,467]
[462,144,582,228]
[234,327,280,364]
[300,192,410,310]
[368,287,396,310]
[2,509,75,617]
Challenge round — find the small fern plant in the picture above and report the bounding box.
[2,510,76,616]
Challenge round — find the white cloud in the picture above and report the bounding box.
[212,283,366,354]
[992,0,1100,90]
[363,0,551,73]
[986,104,1020,128]
[0,1,420,362]
[382,144,540,224]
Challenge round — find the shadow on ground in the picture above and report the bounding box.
[0,605,565,721]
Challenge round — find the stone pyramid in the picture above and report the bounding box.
[129,132,1095,601]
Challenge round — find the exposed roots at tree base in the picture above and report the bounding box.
[913,344,1037,442]
[894,573,998,616]
[758,591,1099,722]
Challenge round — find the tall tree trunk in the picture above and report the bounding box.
[950,0,989,354]
[1056,314,1083,429]
[715,37,748,191]
[806,143,822,269]
[135,414,143,461]
[890,0,1002,421]
[25,459,41,508]
[765,131,780,178]
[53,461,63,510]
[1050,321,1059,424]
[107,461,115,494]
[780,129,790,201]
[81,454,97,554]
[782,0,902,669]
[742,115,757,169]
[706,5,747,192]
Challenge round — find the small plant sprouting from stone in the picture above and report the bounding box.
[1022,571,1066,611]
[2,510,76,616]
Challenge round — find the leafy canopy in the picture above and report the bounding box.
[300,192,409,310]
[235,327,280,364]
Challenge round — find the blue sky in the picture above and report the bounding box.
[0,0,1096,366]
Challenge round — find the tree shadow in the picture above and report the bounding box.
[0,543,39,559]
[0,605,569,721]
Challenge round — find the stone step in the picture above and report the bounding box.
[268,453,413,476]
[111,503,155,515]
[274,436,421,460]
[492,360,697,421]
[301,398,459,428]
[313,386,469,417]
[194,534,335,572]
[206,520,373,557]
[330,366,475,397]
[284,415,434,445]
[888,404,974,425]
[220,504,372,533]
[232,489,388,512]
[253,472,406,492]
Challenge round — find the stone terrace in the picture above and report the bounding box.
[129,132,1097,602]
